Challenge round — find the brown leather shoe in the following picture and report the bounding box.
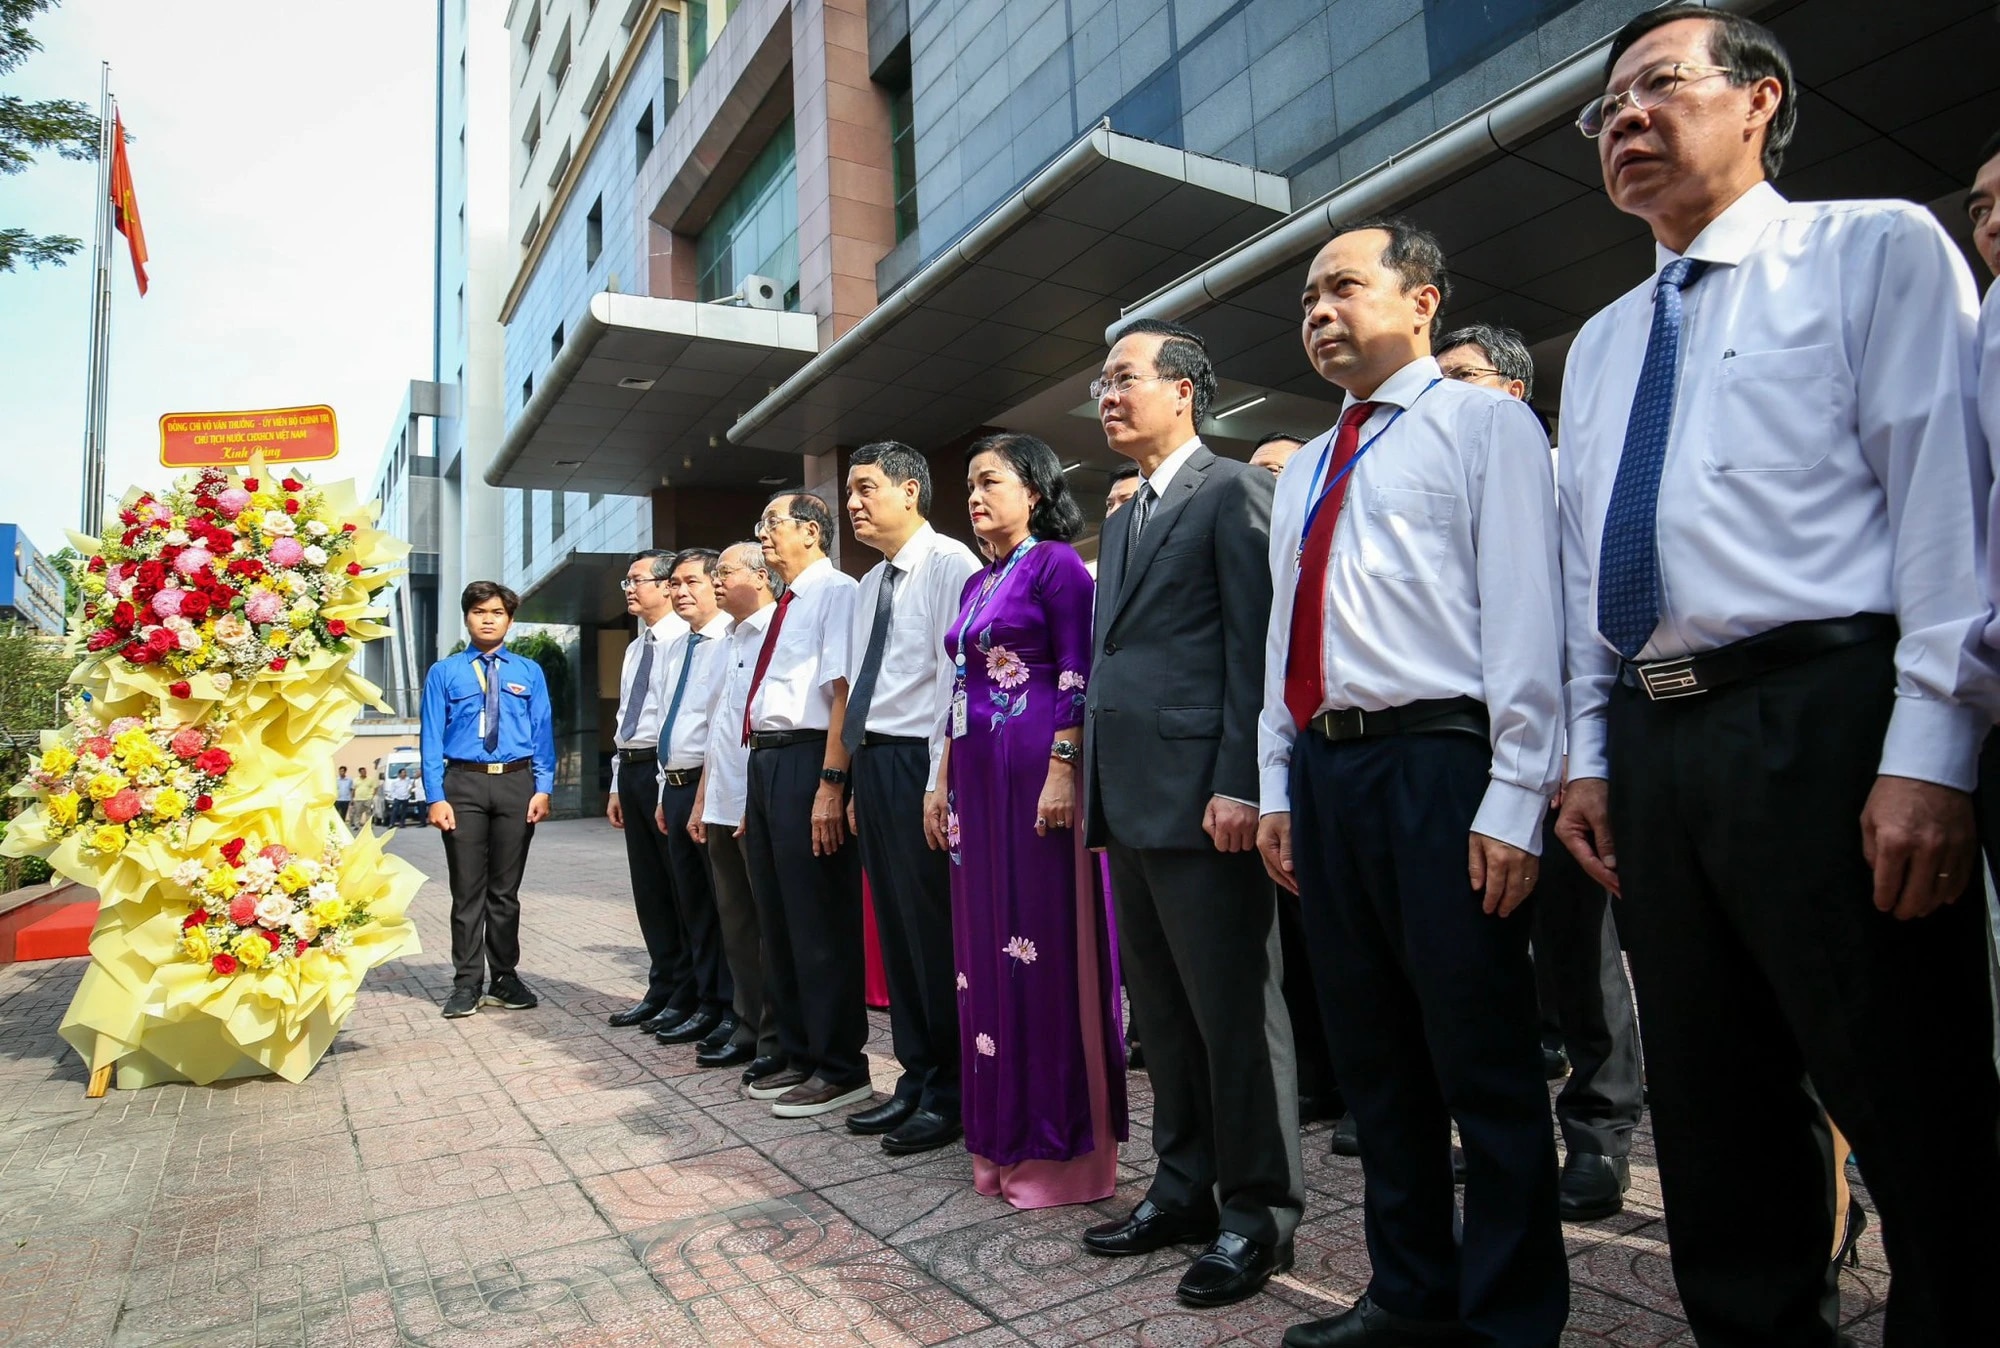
[770,1076,873,1118]
[744,1066,808,1100]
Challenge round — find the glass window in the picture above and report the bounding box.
[696,119,798,308]
[686,0,709,81]
[586,197,603,268]
[635,104,655,168]
[522,491,535,566]
[551,490,566,538]
[890,87,917,243]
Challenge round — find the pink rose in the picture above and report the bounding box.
[267,537,304,568]
[101,789,143,823]
[216,488,252,518]
[173,547,213,578]
[170,728,205,760]
[244,591,284,624]
[227,895,258,926]
[150,589,186,619]
[146,503,173,525]
[257,844,289,866]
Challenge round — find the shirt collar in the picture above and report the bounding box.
[1348,354,1443,413]
[646,611,688,641]
[730,602,776,639]
[696,612,731,639]
[786,556,833,594]
[1656,180,1787,272]
[1143,437,1205,496]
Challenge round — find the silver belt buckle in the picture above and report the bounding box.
[1636,658,1703,700]
[485,762,505,775]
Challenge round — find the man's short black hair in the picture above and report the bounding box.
[767,489,836,552]
[1109,461,1141,484]
[1978,129,2000,179]
[672,547,720,576]
[1435,322,1537,401]
[632,546,675,580]
[1328,216,1453,331]
[850,440,934,516]
[461,580,519,615]
[1111,317,1218,424]
[1606,5,1795,180]
[1253,431,1310,451]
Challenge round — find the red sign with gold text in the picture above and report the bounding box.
[158,405,339,468]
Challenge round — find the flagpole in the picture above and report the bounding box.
[79,62,113,538]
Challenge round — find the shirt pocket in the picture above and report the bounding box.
[1702,344,1839,472]
[1157,705,1223,739]
[1358,488,1455,585]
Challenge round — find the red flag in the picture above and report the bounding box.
[109,110,148,296]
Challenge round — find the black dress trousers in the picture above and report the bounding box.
[1291,727,1567,1345]
[616,758,695,1011]
[439,765,536,991]
[742,738,868,1088]
[660,773,733,1015]
[1607,637,2000,1347]
[852,739,960,1117]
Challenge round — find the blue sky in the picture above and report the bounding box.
[0,1,435,558]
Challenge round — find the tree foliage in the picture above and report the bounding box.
[1,0,98,275]
[0,620,71,890]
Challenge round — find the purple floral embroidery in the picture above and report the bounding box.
[956,971,968,992]
[1003,935,1038,966]
[946,792,962,867]
[975,627,1029,731]
[986,644,1028,690]
[1058,667,1087,714]
[975,1032,996,1057]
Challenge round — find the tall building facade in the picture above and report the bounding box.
[471,0,1992,813]
[0,524,64,636]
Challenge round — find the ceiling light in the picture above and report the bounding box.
[1214,395,1268,418]
[1060,462,1083,473]
[617,376,656,391]
[552,459,581,467]
[757,475,786,486]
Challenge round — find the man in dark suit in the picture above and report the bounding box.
[1081,317,1302,1308]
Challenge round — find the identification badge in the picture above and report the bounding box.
[951,690,967,739]
[506,682,527,694]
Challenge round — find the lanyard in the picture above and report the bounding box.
[1296,378,1442,566]
[954,538,1037,681]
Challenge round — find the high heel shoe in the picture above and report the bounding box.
[1832,1200,1867,1272]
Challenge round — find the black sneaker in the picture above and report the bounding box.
[482,975,538,1010]
[442,987,480,1019]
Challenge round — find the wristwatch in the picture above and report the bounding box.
[819,767,849,785]
[1049,740,1080,764]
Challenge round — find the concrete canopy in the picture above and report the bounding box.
[726,123,1292,458]
[484,292,820,495]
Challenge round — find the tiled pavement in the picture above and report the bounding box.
[0,818,1887,1346]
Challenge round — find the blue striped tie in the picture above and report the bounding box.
[1596,257,1708,660]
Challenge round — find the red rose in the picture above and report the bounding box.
[243,478,258,491]
[281,478,302,492]
[211,953,238,976]
[283,499,300,515]
[195,748,233,776]
[220,838,246,865]
[194,794,213,812]
[169,680,192,699]
[326,619,347,637]
[259,928,283,947]
[179,592,211,621]
[345,563,362,576]
[120,529,140,548]
[341,522,356,532]
[111,601,136,630]
[269,657,288,671]
[137,561,166,590]
[146,628,177,654]
[87,555,106,573]
[295,939,309,955]
[182,912,206,930]
[122,641,153,664]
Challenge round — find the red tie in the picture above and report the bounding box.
[1284,401,1377,730]
[740,591,795,746]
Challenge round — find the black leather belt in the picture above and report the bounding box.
[748,729,827,750]
[1309,696,1487,743]
[616,746,657,765]
[660,766,702,788]
[446,757,532,775]
[1618,613,1897,701]
[860,733,926,748]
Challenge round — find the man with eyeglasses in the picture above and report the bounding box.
[738,491,871,1119]
[605,550,696,1034]
[1437,322,1646,1229]
[1555,8,2000,1343]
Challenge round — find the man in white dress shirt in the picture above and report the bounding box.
[1256,221,1567,1348]
[643,548,736,1052]
[689,543,783,1076]
[1969,136,2000,875]
[604,550,695,1032]
[839,442,981,1154]
[1554,10,2000,1344]
[739,491,869,1118]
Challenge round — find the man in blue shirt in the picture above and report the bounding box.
[422,581,558,1019]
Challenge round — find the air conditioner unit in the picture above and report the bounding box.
[740,274,783,310]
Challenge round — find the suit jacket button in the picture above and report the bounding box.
[1104,641,1119,654]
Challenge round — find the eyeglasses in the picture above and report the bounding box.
[1088,372,1176,401]
[1440,365,1506,383]
[1576,61,1732,138]
[712,563,752,581]
[752,515,813,539]
[618,576,666,592]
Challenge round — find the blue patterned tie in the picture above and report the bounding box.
[657,633,706,757]
[1596,257,1708,660]
[479,651,502,752]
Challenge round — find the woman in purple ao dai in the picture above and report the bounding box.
[926,432,1127,1209]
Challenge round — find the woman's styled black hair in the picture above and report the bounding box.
[965,432,1085,543]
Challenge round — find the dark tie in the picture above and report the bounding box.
[1283,401,1377,729]
[617,632,657,743]
[1597,257,1709,660]
[658,632,706,758]
[479,650,502,753]
[1124,481,1157,572]
[741,591,795,746]
[842,567,901,756]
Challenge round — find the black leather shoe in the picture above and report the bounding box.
[696,1040,756,1068]
[607,1000,666,1027]
[639,1003,696,1034]
[1176,1232,1293,1307]
[846,1095,918,1136]
[882,1109,963,1155]
[1126,1039,1146,1070]
[697,1013,739,1051]
[654,1009,721,1044]
[740,1054,785,1086]
[1282,1293,1470,1346]
[1329,1114,1361,1157]
[1081,1199,1219,1257]
[1543,1045,1571,1081]
[1558,1151,1630,1223]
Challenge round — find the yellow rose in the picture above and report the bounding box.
[248,492,276,512]
[85,773,123,801]
[113,730,161,771]
[38,745,76,776]
[276,863,312,893]
[81,574,106,596]
[181,928,211,962]
[151,787,187,818]
[310,898,347,927]
[203,867,238,898]
[231,933,269,968]
[45,792,81,826]
[90,823,127,852]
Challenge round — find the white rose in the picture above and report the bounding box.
[254,894,290,927]
[176,627,201,651]
[209,672,233,693]
[304,519,329,537]
[286,910,320,940]
[173,861,207,890]
[261,510,295,536]
[301,545,328,567]
[164,529,189,546]
[245,857,277,882]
